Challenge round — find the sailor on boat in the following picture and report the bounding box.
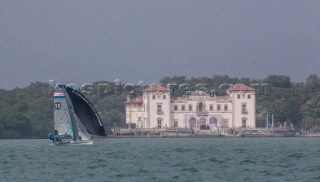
[54,134,62,144]
[48,132,54,143]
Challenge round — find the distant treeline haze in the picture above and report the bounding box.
[0,74,320,139]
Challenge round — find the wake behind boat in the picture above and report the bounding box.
[48,84,106,145]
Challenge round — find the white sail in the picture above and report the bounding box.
[53,85,75,138]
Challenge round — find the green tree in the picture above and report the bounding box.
[266,75,292,88]
[100,109,125,134]
[301,94,320,130]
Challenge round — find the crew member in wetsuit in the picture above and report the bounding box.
[48,132,54,143]
[54,134,61,144]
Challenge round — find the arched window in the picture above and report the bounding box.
[200,117,206,126]
[198,102,204,112]
[209,117,218,127]
[199,117,207,130]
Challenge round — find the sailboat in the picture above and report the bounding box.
[51,84,106,145]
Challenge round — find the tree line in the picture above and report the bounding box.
[0,74,319,139]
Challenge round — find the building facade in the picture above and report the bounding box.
[125,84,256,131]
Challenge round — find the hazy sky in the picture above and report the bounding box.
[0,0,319,89]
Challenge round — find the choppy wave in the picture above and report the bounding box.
[0,138,320,182]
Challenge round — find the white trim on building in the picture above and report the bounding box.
[125,84,256,130]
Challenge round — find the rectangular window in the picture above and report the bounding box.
[181,105,185,111]
[189,105,192,111]
[157,119,162,129]
[217,104,221,111]
[163,95,166,99]
[242,118,247,128]
[174,121,178,128]
[237,94,240,99]
[242,103,246,110]
[152,95,156,99]
[224,120,229,128]
[241,103,248,114]
[157,104,162,113]
[224,104,228,111]
[210,104,213,111]
[248,95,251,99]
[174,105,178,111]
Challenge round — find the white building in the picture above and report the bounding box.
[125,84,256,131]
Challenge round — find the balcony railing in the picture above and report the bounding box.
[241,109,248,114]
[157,110,163,114]
[197,111,208,116]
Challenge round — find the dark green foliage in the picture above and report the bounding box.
[266,75,292,88]
[301,94,320,130]
[0,82,52,138]
[0,74,320,138]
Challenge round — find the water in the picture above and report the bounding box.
[0,138,320,182]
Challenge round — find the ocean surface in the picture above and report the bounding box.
[0,138,320,182]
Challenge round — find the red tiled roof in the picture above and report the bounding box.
[228,84,255,91]
[144,84,169,92]
[216,95,231,100]
[125,96,143,104]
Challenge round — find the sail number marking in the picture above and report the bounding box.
[55,102,62,110]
